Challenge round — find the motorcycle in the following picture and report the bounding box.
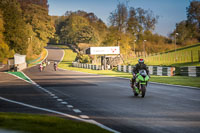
[39,64,43,72]
[54,64,57,71]
[132,69,150,97]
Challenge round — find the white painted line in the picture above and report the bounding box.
[80,115,90,119]
[67,105,73,108]
[73,109,82,113]
[150,81,200,89]
[50,94,55,96]
[53,96,58,99]
[57,99,63,102]
[58,50,65,64]
[0,96,120,133]
[61,102,68,105]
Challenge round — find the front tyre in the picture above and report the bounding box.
[141,84,146,98]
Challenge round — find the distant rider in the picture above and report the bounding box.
[54,61,57,71]
[39,63,43,72]
[42,62,46,70]
[131,59,149,88]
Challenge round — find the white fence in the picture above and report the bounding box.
[117,65,175,76]
[72,62,175,76]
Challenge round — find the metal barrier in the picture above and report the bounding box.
[117,65,175,76]
[180,66,200,77]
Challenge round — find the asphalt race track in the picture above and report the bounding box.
[0,46,200,133]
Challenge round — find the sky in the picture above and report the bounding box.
[48,0,191,37]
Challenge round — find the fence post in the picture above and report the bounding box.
[191,50,193,62]
[198,50,200,62]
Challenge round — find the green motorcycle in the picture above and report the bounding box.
[132,69,150,97]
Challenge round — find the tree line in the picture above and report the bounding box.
[52,1,200,62]
[52,2,173,61]
[1,0,199,63]
[0,0,54,62]
[172,0,200,46]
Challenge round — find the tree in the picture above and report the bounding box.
[60,15,98,45]
[109,3,128,33]
[0,10,10,59]
[22,3,55,54]
[187,0,200,40]
[0,0,30,55]
[172,0,200,45]
[108,2,159,55]
[62,10,107,45]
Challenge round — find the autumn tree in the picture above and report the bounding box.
[172,0,200,45]
[0,0,30,55]
[59,15,99,46]
[0,10,11,59]
[108,2,159,56]
[22,3,55,55]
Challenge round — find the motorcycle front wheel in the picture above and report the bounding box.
[141,84,146,98]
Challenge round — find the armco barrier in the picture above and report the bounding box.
[180,66,200,77]
[117,65,175,76]
[72,62,184,77]
[72,62,102,70]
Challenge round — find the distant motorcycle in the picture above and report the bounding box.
[54,64,57,71]
[39,64,43,72]
[132,69,150,97]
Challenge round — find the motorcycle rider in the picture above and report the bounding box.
[54,61,57,71]
[131,59,149,88]
[39,63,43,72]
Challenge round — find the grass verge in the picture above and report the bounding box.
[7,72,31,83]
[27,49,48,67]
[0,113,111,133]
[56,45,200,88]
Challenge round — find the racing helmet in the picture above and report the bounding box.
[138,58,144,65]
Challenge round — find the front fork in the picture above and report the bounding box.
[130,79,140,94]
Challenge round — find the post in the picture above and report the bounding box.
[191,51,193,62]
[174,33,178,62]
[143,40,146,57]
[134,40,136,55]
[198,50,200,62]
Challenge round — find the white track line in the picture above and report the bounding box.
[0,96,120,133]
[73,109,82,113]
[61,102,68,105]
[67,105,73,108]
[80,115,90,119]
[58,50,65,65]
[57,99,63,102]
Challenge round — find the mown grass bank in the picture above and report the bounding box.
[27,49,48,67]
[57,45,200,88]
[128,43,200,66]
[0,113,111,133]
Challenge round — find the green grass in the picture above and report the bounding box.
[0,113,111,133]
[7,72,31,83]
[150,75,200,88]
[56,44,200,88]
[170,61,200,67]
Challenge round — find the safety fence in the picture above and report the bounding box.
[117,65,175,76]
[72,62,103,70]
[72,62,175,76]
[180,66,200,77]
